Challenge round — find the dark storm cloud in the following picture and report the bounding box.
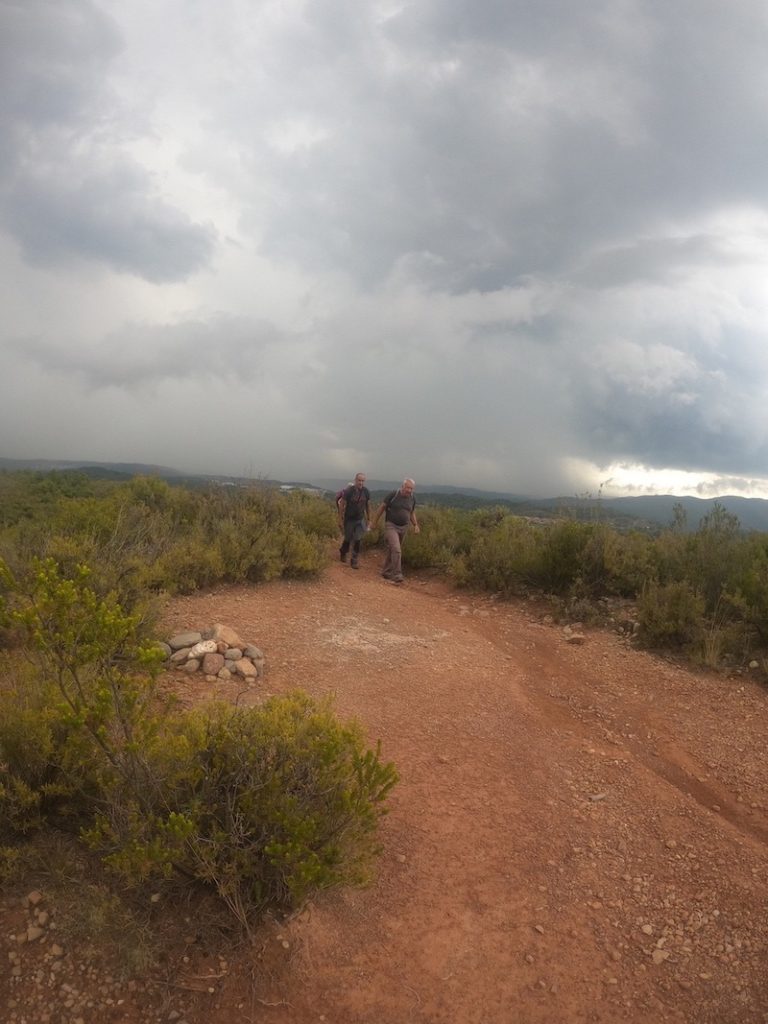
[3,0,768,492]
[560,314,768,479]
[0,0,121,138]
[0,0,215,280]
[11,315,287,388]
[246,0,768,294]
[4,162,215,282]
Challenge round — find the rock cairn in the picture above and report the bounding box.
[158,623,265,683]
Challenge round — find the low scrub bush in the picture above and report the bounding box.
[0,477,333,615]
[169,695,395,923]
[687,504,742,612]
[602,530,657,597]
[455,515,543,595]
[697,620,751,669]
[536,519,595,594]
[402,507,473,571]
[733,540,768,644]
[457,515,599,596]
[0,558,168,834]
[637,581,705,649]
[0,560,397,926]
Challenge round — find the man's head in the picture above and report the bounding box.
[400,478,415,496]
[354,472,366,489]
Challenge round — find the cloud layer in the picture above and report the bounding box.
[2,0,768,495]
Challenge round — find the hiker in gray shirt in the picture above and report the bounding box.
[371,478,420,584]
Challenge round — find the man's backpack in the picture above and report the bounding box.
[335,483,353,508]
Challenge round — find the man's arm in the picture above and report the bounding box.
[337,495,347,527]
[370,502,386,528]
[410,509,420,533]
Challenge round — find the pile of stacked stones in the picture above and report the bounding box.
[159,623,265,682]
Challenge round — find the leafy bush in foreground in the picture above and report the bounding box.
[0,560,397,926]
[176,696,394,921]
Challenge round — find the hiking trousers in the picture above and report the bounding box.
[382,523,408,580]
[340,519,366,559]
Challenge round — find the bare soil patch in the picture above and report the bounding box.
[3,550,767,1023]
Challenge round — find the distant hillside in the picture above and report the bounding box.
[600,494,768,532]
[0,458,321,493]
[503,494,768,532]
[310,477,530,501]
[0,457,184,478]
[359,489,768,532]
[4,459,768,532]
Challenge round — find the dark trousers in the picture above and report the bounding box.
[340,519,365,558]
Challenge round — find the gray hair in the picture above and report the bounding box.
[402,477,415,486]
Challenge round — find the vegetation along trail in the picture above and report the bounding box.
[157,553,768,1024]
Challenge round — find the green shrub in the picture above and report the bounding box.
[80,692,398,925]
[603,530,657,596]
[537,519,595,594]
[0,560,397,926]
[0,667,70,835]
[681,503,744,613]
[732,538,768,643]
[0,478,334,613]
[0,558,168,835]
[402,507,472,571]
[456,515,543,594]
[637,581,705,649]
[154,534,226,593]
[286,490,338,540]
[176,695,396,922]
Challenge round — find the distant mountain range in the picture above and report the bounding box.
[312,477,768,531]
[4,458,768,531]
[460,492,768,532]
[578,494,768,532]
[0,457,185,477]
[310,477,531,501]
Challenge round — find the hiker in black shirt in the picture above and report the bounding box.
[338,472,371,569]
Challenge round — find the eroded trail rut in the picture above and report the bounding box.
[162,558,768,1024]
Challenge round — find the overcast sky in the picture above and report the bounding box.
[2,0,768,496]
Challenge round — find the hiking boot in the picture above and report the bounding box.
[339,549,347,563]
[350,558,359,569]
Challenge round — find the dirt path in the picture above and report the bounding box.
[160,555,768,1024]
[4,554,767,1024]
